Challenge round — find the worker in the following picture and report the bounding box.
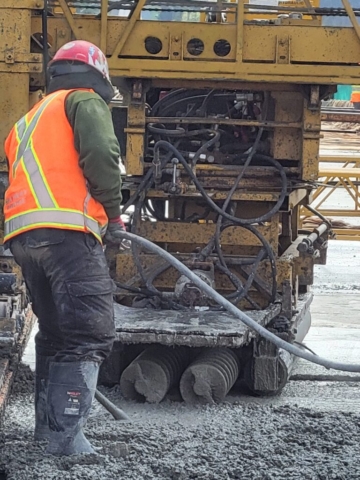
[3,40,127,456]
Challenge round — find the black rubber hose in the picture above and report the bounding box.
[122,168,154,214]
[131,195,157,294]
[191,130,221,167]
[212,97,269,300]
[215,93,268,230]
[215,263,261,310]
[122,140,181,214]
[153,141,287,226]
[150,89,220,117]
[148,125,218,139]
[198,95,270,299]
[116,230,360,373]
[305,204,332,228]
[159,94,236,117]
[148,124,186,136]
[214,122,266,268]
[197,89,216,117]
[148,125,220,167]
[151,89,191,117]
[131,195,188,311]
[115,281,159,297]
[216,222,277,302]
[226,248,266,303]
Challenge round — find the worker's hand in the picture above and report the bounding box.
[104,217,131,251]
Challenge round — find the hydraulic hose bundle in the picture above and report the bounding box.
[121,89,287,309]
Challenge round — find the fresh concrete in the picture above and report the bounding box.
[2,239,360,480]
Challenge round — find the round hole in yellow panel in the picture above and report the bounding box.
[187,38,205,56]
[145,36,163,55]
[213,39,231,57]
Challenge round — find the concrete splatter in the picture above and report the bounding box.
[1,386,360,480]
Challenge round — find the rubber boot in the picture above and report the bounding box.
[34,353,54,441]
[46,361,99,456]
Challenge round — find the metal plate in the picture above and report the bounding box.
[114,293,313,348]
[114,301,283,348]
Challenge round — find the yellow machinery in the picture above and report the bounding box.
[1,0,360,405]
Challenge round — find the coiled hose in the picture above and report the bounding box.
[115,230,360,373]
[153,141,287,226]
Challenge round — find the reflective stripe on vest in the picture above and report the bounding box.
[5,209,102,239]
[22,144,57,208]
[12,93,62,178]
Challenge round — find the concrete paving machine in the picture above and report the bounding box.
[0,0,360,407]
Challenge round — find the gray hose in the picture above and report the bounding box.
[116,230,360,373]
[95,389,131,422]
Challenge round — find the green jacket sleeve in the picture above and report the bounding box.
[65,90,122,219]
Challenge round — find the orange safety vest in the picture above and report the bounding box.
[4,89,108,243]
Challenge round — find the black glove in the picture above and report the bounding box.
[104,217,131,251]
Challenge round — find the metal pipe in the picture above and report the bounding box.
[279,309,312,386]
[94,389,131,422]
[297,223,328,254]
[42,0,49,90]
[146,117,302,129]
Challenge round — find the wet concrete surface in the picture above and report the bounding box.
[3,395,360,480]
[2,240,360,478]
[313,240,360,294]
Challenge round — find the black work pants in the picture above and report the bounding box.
[10,229,115,363]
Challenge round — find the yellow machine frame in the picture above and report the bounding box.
[1,1,360,304]
[1,0,360,167]
[1,0,360,399]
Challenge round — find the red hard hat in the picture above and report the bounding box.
[49,40,111,83]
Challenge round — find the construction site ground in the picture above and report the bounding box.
[1,131,360,480]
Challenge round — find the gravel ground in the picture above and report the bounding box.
[2,385,360,480]
[2,233,360,478]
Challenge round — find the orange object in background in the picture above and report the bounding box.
[351,91,360,102]
[351,86,360,109]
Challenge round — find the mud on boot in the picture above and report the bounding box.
[46,361,99,456]
[34,353,55,441]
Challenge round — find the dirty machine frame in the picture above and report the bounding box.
[0,0,359,406]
